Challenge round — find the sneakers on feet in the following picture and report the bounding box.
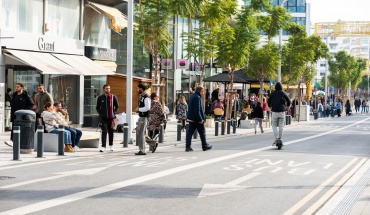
[74,146,80,151]
[100,147,106,152]
[110,146,114,151]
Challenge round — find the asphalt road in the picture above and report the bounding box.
[0,114,369,215]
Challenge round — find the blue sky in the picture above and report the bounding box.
[308,0,370,24]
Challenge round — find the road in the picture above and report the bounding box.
[0,114,370,215]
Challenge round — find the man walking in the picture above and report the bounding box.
[54,102,83,151]
[186,86,212,152]
[35,84,53,131]
[96,85,119,152]
[6,83,34,146]
[267,82,291,147]
[135,84,150,155]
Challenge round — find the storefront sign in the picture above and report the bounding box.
[161,59,172,69]
[38,37,55,51]
[177,59,188,69]
[85,46,117,61]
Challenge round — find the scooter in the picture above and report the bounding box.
[272,139,283,150]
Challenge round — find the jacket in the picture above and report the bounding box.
[147,101,165,131]
[35,91,54,114]
[41,110,58,133]
[268,83,291,112]
[11,91,34,122]
[187,92,205,123]
[96,94,119,120]
[254,106,264,118]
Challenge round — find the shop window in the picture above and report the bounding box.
[83,6,111,48]
[0,0,43,34]
[47,0,80,39]
[83,75,106,116]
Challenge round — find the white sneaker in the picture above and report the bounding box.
[100,147,105,152]
[74,146,80,151]
[110,146,114,151]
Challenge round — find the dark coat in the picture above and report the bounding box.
[96,94,119,120]
[187,92,206,123]
[268,83,291,112]
[11,91,34,122]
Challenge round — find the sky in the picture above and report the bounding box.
[307,0,370,24]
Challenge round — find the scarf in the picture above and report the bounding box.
[109,94,115,129]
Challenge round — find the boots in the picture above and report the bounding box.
[64,144,75,153]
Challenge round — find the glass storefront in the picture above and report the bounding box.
[0,0,43,34]
[7,68,41,97]
[84,6,111,48]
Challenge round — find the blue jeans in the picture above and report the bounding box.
[50,128,72,145]
[65,127,82,147]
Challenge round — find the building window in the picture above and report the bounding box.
[320,72,325,76]
[47,0,80,39]
[0,0,43,34]
[84,6,111,48]
[320,63,326,67]
[361,39,369,44]
[361,48,368,52]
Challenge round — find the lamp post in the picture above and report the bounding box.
[126,0,134,142]
[277,0,288,83]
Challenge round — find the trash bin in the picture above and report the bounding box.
[313,110,318,120]
[285,115,292,125]
[14,110,36,154]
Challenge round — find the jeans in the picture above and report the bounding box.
[65,127,82,147]
[100,118,114,147]
[50,128,72,145]
[186,122,207,149]
[272,112,285,140]
[254,118,263,132]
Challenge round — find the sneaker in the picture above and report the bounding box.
[135,151,146,155]
[202,144,213,151]
[110,146,114,151]
[100,147,106,152]
[74,146,80,151]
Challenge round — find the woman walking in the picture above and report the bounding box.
[176,96,188,132]
[147,92,165,153]
[254,102,264,134]
[345,99,351,116]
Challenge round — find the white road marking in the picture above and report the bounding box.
[0,118,368,215]
[282,158,359,215]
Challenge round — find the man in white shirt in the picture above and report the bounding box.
[134,84,151,155]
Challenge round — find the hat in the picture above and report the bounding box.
[138,84,147,90]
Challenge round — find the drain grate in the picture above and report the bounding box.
[0,176,15,180]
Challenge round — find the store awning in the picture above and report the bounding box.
[94,60,117,72]
[52,54,115,75]
[87,1,127,32]
[3,49,81,75]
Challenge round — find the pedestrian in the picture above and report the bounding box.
[336,99,342,117]
[176,96,188,132]
[5,88,11,131]
[211,88,220,103]
[41,102,74,152]
[35,84,53,131]
[267,82,291,146]
[135,83,150,155]
[146,92,165,153]
[254,102,264,134]
[54,102,83,151]
[361,99,365,113]
[345,99,351,116]
[318,101,324,118]
[238,108,248,127]
[163,104,170,132]
[185,86,212,152]
[6,83,34,146]
[96,84,119,152]
[325,102,331,117]
[262,97,267,117]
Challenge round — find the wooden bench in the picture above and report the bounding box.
[78,131,100,148]
[239,120,254,129]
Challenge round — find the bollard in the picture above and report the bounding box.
[177,120,181,141]
[233,119,237,134]
[221,120,225,135]
[36,125,44,158]
[58,125,65,156]
[123,123,129,147]
[215,119,219,136]
[13,126,20,161]
[227,120,231,134]
[159,123,164,143]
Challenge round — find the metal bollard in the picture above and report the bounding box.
[58,125,65,156]
[221,120,225,135]
[215,119,219,136]
[159,123,164,143]
[233,119,237,134]
[36,125,44,158]
[13,126,20,161]
[177,120,181,141]
[227,120,231,134]
[123,123,129,147]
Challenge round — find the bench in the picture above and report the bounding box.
[34,133,59,152]
[78,131,100,148]
[239,120,254,129]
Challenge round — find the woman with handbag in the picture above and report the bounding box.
[176,96,188,132]
[147,92,165,153]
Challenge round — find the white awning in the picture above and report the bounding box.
[87,2,127,32]
[52,54,115,76]
[4,49,81,75]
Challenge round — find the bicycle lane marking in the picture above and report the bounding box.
[1,117,368,215]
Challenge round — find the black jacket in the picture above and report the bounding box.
[268,90,291,112]
[253,106,264,118]
[187,92,205,123]
[96,94,119,120]
[11,91,34,122]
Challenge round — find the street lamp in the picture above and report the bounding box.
[277,0,288,83]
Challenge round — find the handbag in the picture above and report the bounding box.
[113,118,119,130]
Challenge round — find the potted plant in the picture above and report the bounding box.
[205,115,214,128]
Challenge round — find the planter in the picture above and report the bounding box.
[205,118,214,128]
